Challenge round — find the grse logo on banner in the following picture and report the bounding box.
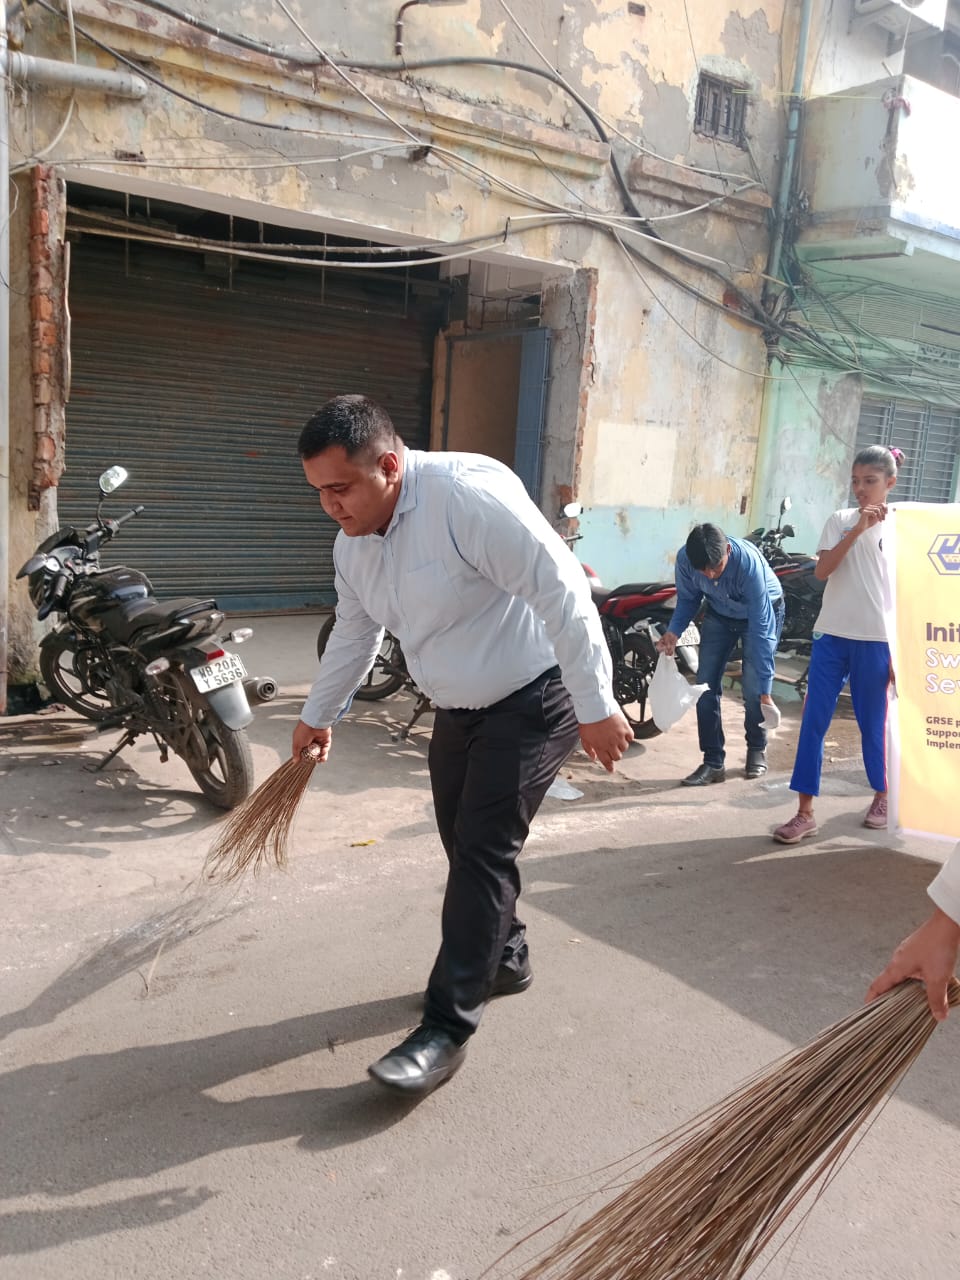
[927,534,960,575]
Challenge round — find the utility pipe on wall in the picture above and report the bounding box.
[751,0,815,551]
[5,52,148,97]
[764,0,814,304]
[0,39,147,713]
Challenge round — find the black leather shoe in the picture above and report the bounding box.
[681,763,726,786]
[745,750,767,779]
[368,1025,466,1095]
[489,959,533,998]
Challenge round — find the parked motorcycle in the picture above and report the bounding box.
[591,582,700,739]
[17,466,259,808]
[747,497,824,656]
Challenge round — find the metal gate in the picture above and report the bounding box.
[855,396,960,504]
[57,238,442,610]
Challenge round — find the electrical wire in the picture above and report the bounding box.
[18,140,416,175]
[26,0,772,320]
[491,0,758,187]
[61,219,528,270]
[274,0,423,149]
[66,203,561,259]
[22,0,786,344]
[13,0,77,172]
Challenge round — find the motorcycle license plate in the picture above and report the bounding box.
[678,623,700,646]
[190,653,246,693]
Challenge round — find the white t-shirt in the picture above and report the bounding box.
[813,507,888,642]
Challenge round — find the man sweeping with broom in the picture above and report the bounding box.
[292,395,632,1097]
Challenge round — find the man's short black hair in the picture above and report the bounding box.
[686,523,728,571]
[298,395,401,461]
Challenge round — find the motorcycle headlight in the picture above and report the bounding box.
[28,572,54,610]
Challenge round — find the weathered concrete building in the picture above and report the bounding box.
[2,0,797,705]
[753,0,960,548]
[15,0,957,713]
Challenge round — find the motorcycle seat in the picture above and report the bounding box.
[605,582,674,598]
[107,597,220,644]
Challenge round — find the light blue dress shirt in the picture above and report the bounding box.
[301,449,618,728]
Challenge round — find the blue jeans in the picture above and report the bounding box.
[695,600,785,768]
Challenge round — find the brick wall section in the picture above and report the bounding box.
[29,165,68,511]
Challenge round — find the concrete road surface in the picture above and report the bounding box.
[1,615,958,1280]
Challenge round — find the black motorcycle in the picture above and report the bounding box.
[17,466,259,808]
[747,496,825,655]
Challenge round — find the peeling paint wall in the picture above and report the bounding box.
[5,0,792,673]
[573,233,767,583]
[753,367,863,554]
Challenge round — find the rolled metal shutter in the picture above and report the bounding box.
[57,238,441,610]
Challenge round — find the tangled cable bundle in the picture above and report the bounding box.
[203,745,323,884]
[508,979,958,1280]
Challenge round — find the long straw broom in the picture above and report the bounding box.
[202,745,323,884]
[499,977,958,1280]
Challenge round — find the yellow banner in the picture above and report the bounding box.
[886,504,960,839]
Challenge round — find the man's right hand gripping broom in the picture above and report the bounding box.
[292,720,332,763]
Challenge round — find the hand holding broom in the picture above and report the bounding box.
[868,906,960,1021]
[202,737,325,884]
[494,978,958,1280]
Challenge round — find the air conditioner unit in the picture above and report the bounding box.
[852,0,947,34]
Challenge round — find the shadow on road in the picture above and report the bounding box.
[0,992,423,1252]
[523,826,960,1129]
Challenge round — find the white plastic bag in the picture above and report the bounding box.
[649,654,710,732]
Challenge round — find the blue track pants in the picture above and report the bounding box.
[790,633,890,797]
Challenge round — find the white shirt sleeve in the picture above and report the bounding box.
[928,843,960,924]
[300,554,386,729]
[446,472,619,723]
[817,511,844,554]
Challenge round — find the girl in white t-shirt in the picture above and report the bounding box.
[772,444,904,844]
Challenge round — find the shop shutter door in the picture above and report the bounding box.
[57,239,440,611]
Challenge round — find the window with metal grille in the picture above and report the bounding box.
[855,396,960,503]
[694,74,747,147]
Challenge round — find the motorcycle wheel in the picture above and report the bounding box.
[616,633,662,740]
[152,671,254,809]
[316,614,407,701]
[184,705,254,810]
[40,633,114,721]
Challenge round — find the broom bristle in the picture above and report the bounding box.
[507,978,959,1280]
[202,747,321,884]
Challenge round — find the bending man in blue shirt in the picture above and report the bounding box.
[657,524,784,786]
[294,395,633,1096]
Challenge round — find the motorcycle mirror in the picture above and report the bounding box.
[98,465,128,496]
[562,501,583,518]
[780,496,792,514]
[781,524,795,538]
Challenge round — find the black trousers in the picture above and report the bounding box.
[423,668,580,1042]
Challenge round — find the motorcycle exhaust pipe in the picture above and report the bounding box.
[243,675,278,704]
